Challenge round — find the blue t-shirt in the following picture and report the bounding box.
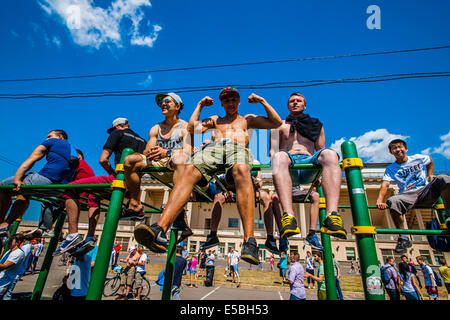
[206,254,215,266]
[39,138,76,184]
[280,254,287,269]
[68,255,92,297]
[86,246,98,263]
[383,154,431,193]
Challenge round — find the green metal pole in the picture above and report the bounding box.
[436,197,447,226]
[31,212,66,300]
[85,148,134,300]
[1,219,21,258]
[317,187,337,300]
[162,229,179,300]
[341,141,385,300]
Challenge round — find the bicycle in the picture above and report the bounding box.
[103,266,151,300]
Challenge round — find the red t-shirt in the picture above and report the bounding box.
[114,244,122,254]
[74,159,95,181]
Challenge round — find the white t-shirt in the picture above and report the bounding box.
[230,251,240,266]
[136,253,147,273]
[68,255,92,297]
[34,243,44,257]
[0,249,25,288]
[18,243,32,276]
[383,154,431,193]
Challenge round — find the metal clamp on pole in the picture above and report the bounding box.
[342,157,364,170]
[111,180,126,190]
[319,197,326,209]
[351,226,377,235]
[435,203,445,210]
[115,164,125,173]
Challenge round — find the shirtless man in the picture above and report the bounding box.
[134,87,282,264]
[270,92,347,242]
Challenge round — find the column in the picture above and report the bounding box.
[298,203,307,238]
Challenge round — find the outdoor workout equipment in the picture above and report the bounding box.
[0,142,448,300]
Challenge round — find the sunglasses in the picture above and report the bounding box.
[159,98,172,106]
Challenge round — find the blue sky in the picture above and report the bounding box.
[1,0,449,221]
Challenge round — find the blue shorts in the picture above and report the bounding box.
[231,264,239,273]
[283,149,338,186]
[189,268,197,274]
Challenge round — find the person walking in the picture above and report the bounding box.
[438,258,450,300]
[416,256,439,300]
[172,246,187,300]
[332,253,344,300]
[398,261,422,300]
[282,252,306,300]
[279,251,288,284]
[205,250,215,287]
[381,257,400,300]
[188,254,198,288]
[305,251,315,289]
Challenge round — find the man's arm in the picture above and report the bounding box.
[245,94,282,129]
[314,128,325,151]
[376,180,391,209]
[187,96,216,134]
[99,149,115,175]
[0,260,15,271]
[426,156,434,181]
[13,145,47,189]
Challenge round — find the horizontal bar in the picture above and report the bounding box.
[144,210,162,214]
[376,228,450,236]
[143,163,325,173]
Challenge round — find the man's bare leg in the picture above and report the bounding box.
[272,152,295,216]
[124,153,145,211]
[317,149,341,213]
[65,198,80,235]
[0,191,12,227]
[4,195,30,227]
[232,164,254,242]
[87,207,100,238]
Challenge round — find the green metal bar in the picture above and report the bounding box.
[162,229,179,300]
[0,183,111,190]
[1,219,22,258]
[436,197,447,225]
[31,212,66,300]
[317,187,337,300]
[85,148,134,300]
[144,210,162,214]
[341,141,385,300]
[376,228,450,236]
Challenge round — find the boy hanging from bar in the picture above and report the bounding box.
[133,87,282,265]
[376,139,450,253]
[270,92,347,250]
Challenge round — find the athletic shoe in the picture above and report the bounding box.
[134,223,167,253]
[278,237,289,253]
[53,234,83,256]
[304,233,324,251]
[394,237,412,254]
[42,230,55,238]
[320,212,347,239]
[23,228,44,240]
[280,213,300,238]
[241,237,260,265]
[264,238,280,255]
[120,207,145,221]
[0,227,9,237]
[71,237,96,258]
[177,227,194,244]
[200,234,220,250]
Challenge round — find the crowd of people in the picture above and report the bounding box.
[0,87,449,300]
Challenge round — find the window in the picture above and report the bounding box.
[258,244,266,261]
[228,218,239,228]
[345,247,356,261]
[115,236,130,251]
[419,250,432,265]
[380,249,403,265]
[433,251,445,265]
[290,245,298,253]
[189,241,197,253]
[254,219,264,229]
[218,243,225,258]
[204,218,211,229]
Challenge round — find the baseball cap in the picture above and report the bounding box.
[155,92,184,107]
[106,117,128,134]
[219,87,240,100]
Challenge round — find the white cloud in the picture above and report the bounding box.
[38,0,162,49]
[330,129,409,163]
[137,74,152,87]
[422,131,450,159]
[10,30,19,37]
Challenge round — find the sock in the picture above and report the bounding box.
[326,211,338,217]
[66,233,78,241]
[210,231,217,237]
[308,229,315,236]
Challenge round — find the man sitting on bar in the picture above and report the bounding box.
[133,87,282,265]
[270,92,347,247]
[0,129,77,237]
[376,139,450,253]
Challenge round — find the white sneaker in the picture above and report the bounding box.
[42,230,55,238]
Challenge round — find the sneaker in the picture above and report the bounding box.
[134,223,167,253]
[53,234,83,256]
[395,237,412,254]
[120,207,145,221]
[264,238,280,255]
[278,237,289,253]
[320,212,347,239]
[177,227,194,244]
[241,237,260,265]
[200,234,220,250]
[42,230,55,238]
[0,227,10,237]
[280,213,300,238]
[23,228,44,240]
[304,233,324,251]
[71,237,96,258]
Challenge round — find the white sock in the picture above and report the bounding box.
[66,233,78,241]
